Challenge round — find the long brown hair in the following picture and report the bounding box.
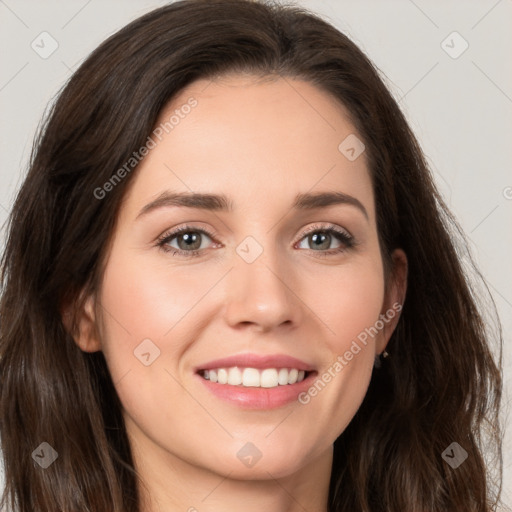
[0,1,504,510]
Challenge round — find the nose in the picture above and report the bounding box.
[223,247,303,333]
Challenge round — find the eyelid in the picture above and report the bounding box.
[298,222,353,241]
[155,223,218,246]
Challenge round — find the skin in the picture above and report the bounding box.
[73,73,407,512]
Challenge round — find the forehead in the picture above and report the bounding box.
[120,74,374,222]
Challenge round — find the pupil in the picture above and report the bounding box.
[181,232,200,249]
[311,232,330,250]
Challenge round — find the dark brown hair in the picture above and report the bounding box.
[0,0,504,510]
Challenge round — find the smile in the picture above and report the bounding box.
[194,353,317,409]
[198,367,310,388]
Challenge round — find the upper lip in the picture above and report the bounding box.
[195,353,315,372]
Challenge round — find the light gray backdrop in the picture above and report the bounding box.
[0,0,510,506]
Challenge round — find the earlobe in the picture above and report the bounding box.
[61,293,102,353]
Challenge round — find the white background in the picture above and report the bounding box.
[0,0,510,506]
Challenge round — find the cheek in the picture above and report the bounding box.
[295,255,385,431]
[308,258,385,354]
[95,251,199,428]
[302,259,384,416]
[97,250,207,365]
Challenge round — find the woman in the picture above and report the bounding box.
[0,0,504,511]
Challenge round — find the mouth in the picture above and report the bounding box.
[197,367,315,388]
[193,353,318,409]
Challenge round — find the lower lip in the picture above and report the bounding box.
[195,372,317,410]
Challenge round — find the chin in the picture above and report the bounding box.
[199,439,316,480]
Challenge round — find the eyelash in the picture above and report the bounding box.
[156,223,356,258]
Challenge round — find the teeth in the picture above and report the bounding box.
[200,367,308,388]
[243,368,260,387]
[227,367,242,385]
[278,368,289,385]
[260,369,278,388]
[217,368,228,384]
[288,368,298,384]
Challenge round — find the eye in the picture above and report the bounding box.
[296,224,355,256]
[156,223,356,258]
[156,225,216,257]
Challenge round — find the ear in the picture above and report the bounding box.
[376,248,408,354]
[61,293,102,353]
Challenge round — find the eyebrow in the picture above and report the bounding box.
[136,190,369,220]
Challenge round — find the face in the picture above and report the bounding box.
[76,74,406,483]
